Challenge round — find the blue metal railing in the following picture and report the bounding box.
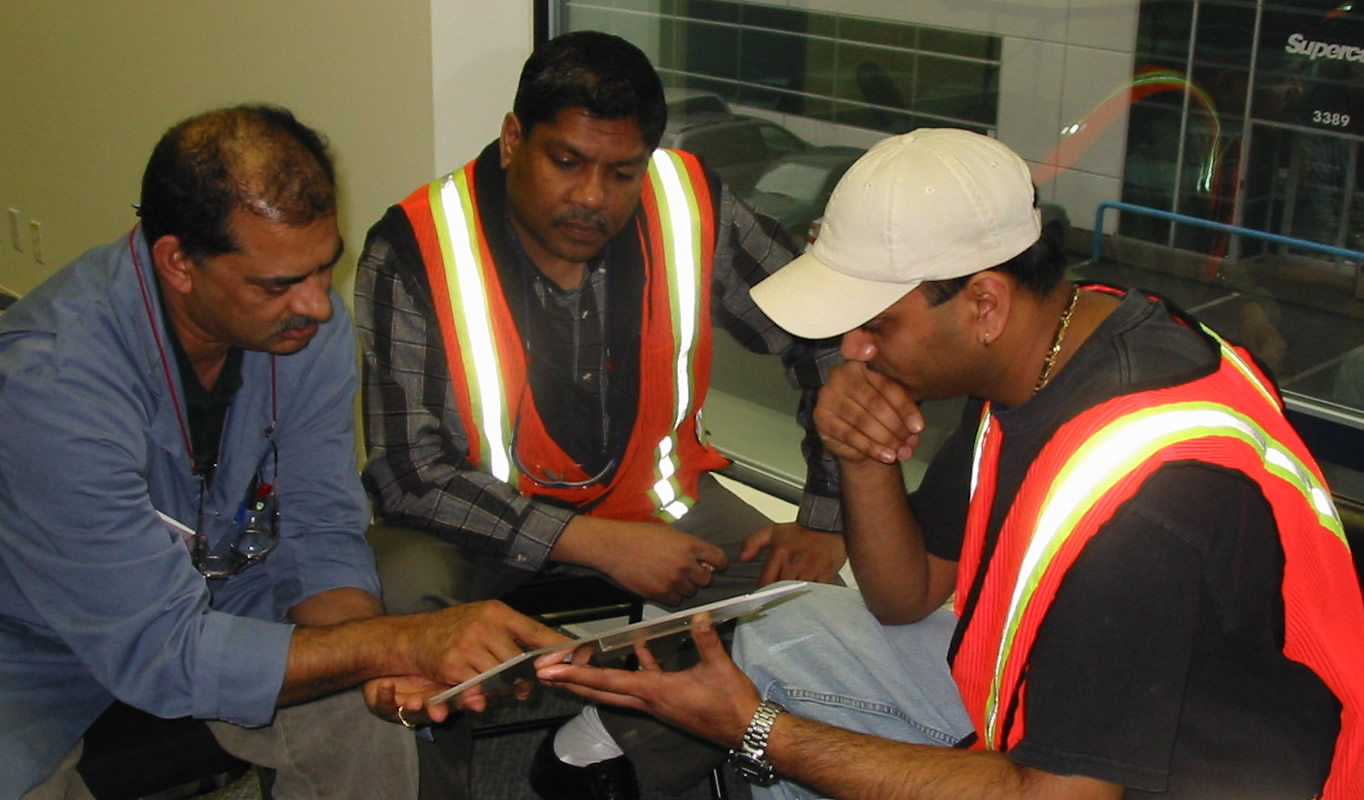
[1090,200,1364,266]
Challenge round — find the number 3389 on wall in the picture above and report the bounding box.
[1312,110,1353,128]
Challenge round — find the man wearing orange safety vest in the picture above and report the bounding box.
[536,129,1364,800]
[354,31,846,800]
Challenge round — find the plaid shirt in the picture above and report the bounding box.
[354,174,843,575]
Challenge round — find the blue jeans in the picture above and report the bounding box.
[732,584,973,800]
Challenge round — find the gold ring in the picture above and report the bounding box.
[396,705,417,729]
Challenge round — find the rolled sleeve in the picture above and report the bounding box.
[193,611,294,725]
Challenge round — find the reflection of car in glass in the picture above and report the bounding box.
[664,88,732,117]
[660,114,814,193]
[740,147,863,245]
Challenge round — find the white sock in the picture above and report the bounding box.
[552,706,625,766]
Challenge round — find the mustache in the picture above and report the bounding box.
[552,209,608,235]
[275,315,321,334]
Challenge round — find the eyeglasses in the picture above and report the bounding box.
[508,384,616,489]
[192,438,280,579]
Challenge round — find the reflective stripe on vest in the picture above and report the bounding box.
[1201,320,1281,411]
[968,398,1342,750]
[429,167,515,482]
[957,299,1364,795]
[426,149,707,518]
[647,149,705,521]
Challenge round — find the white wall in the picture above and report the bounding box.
[0,1,538,300]
[431,3,537,175]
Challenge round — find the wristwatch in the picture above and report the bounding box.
[729,699,786,785]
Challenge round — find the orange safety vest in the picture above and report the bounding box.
[398,148,729,522]
[952,307,1364,798]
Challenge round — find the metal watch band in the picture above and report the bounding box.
[729,699,786,785]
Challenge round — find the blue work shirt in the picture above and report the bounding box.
[0,232,377,797]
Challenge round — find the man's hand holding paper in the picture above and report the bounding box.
[362,599,570,724]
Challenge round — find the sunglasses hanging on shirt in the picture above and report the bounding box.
[128,227,281,578]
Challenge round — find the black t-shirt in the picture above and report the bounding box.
[910,289,1340,797]
[160,295,243,485]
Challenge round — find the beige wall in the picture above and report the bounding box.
[0,1,534,300]
[431,2,535,176]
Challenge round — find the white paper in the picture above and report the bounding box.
[426,580,809,706]
[157,510,196,547]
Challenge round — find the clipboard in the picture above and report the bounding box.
[426,580,809,706]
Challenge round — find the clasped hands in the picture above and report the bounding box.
[813,359,926,466]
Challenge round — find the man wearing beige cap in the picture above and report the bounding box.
[538,128,1364,798]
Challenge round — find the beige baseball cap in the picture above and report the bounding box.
[751,128,1041,339]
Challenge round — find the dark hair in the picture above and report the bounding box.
[512,31,667,150]
[921,218,1068,307]
[139,104,336,260]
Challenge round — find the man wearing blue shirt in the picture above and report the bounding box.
[0,105,565,800]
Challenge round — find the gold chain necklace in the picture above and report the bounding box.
[1034,285,1080,393]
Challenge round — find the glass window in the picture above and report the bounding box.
[752,161,832,204]
[562,1,1000,137]
[754,122,806,154]
[551,0,1364,503]
[1110,0,1364,498]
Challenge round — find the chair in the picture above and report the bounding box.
[77,702,249,800]
[501,572,646,628]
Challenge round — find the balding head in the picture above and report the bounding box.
[139,105,336,259]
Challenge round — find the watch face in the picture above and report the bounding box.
[730,753,777,786]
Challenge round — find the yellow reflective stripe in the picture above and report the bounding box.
[983,400,1342,748]
[650,434,693,521]
[646,150,704,518]
[662,498,694,522]
[651,150,702,428]
[651,434,677,508]
[434,172,515,483]
[1263,445,1342,530]
[969,410,993,500]
[1200,323,1280,411]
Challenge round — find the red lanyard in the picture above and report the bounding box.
[127,227,276,474]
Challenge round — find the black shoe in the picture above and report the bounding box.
[528,731,640,800]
